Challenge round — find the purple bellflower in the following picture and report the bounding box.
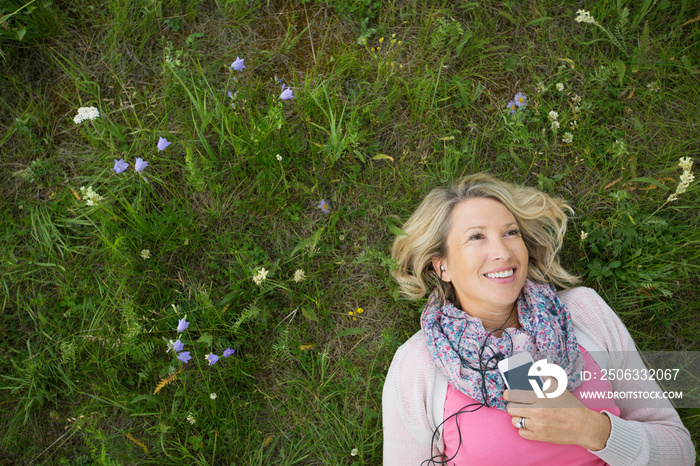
[205,353,219,365]
[177,318,189,333]
[134,157,149,173]
[223,348,235,357]
[157,137,172,151]
[280,88,294,100]
[113,158,129,174]
[177,351,192,363]
[172,339,184,352]
[231,57,246,71]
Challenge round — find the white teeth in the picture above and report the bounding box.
[485,269,514,278]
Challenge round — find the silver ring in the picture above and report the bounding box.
[516,417,526,429]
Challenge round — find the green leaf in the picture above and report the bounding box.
[335,328,368,338]
[471,82,484,103]
[130,395,157,404]
[509,145,526,173]
[290,226,325,257]
[385,218,408,237]
[188,435,203,451]
[526,17,553,27]
[301,305,319,323]
[613,59,626,85]
[630,177,669,190]
[186,32,204,45]
[681,55,695,74]
[197,333,213,346]
[498,10,517,26]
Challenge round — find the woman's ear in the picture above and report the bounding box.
[431,259,450,282]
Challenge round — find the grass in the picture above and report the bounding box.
[1,0,699,463]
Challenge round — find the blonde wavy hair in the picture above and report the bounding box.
[391,173,579,303]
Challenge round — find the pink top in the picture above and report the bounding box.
[442,345,621,465]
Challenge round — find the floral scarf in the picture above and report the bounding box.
[421,279,583,411]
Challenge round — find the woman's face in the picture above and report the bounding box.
[437,197,529,317]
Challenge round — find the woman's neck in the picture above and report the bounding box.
[465,302,520,337]
[452,296,521,337]
[483,312,520,337]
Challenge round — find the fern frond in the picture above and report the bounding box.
[232,303,261,333]
[185,148,206,192]
[272,326,292,363]
[153,370,179,395]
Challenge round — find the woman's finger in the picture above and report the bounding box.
[503,389,538,404]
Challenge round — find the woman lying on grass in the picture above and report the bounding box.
[383,174,694,465]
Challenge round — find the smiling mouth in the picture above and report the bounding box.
[484,269,515,279]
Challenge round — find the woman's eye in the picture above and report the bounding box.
[505,229,520,236]
[469,233,484,240]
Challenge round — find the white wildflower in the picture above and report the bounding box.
[611,140,628,158]
[210,393,217,400]
[535,82,546,94]
[679,171,694,185]
[293,269,306,283]
[667,157,695,202]
[570,120,578,129]
[276,154,283,161]
[548,110,559,121]
[556,83,564,92]
[73,106,100,124]
[551,121,560,132]
[252,267,269,286]
[575,9,595,24]
[351,448,359,456]
[186,412,196,424]
[580,231,588,240]
[562,132,574,144]
[140,249,151,259]
[571,94,582,104]
[647,81,660,93]
[573,106,581,113]
[678,157,693,172]
[79,186,103,206]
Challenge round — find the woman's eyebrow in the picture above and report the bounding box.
[462,221,518,233]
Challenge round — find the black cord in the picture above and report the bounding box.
[421,303,517,465]
[422,401,485,465]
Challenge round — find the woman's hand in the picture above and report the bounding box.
[504,386,611,451]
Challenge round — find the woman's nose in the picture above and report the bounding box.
[489,238,512,260]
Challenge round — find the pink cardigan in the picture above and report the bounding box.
[382,287,695,465]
